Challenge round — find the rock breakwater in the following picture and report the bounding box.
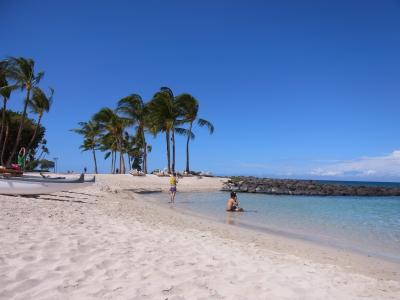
[222,177,400,196]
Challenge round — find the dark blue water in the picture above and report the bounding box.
[149,191,400,262]
[316,180,400,188]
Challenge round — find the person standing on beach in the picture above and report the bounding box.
[17,147,26,171]
[169,172,178,203]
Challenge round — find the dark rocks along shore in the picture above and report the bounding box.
[222,177,400,196]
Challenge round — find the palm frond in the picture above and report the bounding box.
[198,118,214,134]
[175,127,195,140]
[104,151,111,160]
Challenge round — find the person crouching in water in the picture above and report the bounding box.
[169,172,178,203]
[226,192,243,211]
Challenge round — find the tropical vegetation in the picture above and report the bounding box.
[0,110,46,167]
[73,87,214,174]
[0,55,214,174]
[0,56,54,170]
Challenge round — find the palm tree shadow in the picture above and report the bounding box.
[61,191,103,198]
[39,197,92,204]
[18,194,93,204]
[52,194,89,200]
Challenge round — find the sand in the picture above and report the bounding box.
[0,174,399,299]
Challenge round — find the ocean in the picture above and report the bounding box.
[148,191,400,263]
[316,179,400,188]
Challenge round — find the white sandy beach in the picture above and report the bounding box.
[1,174,400,299]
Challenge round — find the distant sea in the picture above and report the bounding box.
[316,179,400,188]
[148,190,400,263]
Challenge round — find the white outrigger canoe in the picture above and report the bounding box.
[0,174,95,195]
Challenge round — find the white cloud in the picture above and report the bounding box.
[310,150,400,178]
[311,168,343,176]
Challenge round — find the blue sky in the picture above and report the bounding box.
[1,0,400,180]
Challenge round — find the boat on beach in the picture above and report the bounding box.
[0,174,95,195]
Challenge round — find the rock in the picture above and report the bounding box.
[221,177,400,196]
[247,184,257,193]
[239,183,248,192]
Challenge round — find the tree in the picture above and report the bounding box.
[0,110,45,165]
[148,87,182,173]
[101,134,118,173]
[39,159,54,170]
[71,120,101,174]
[36,139,49,161]
[128,135,143,171]
[4,57,44,166]
[93,108,129,173]
[117,94,150,173]
[176,93,214,173]
[27,87,54,154]
[0,62,14,165]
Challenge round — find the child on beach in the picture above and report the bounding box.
[226,192,243,211]
[169,173,178,203]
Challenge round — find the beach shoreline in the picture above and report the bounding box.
[1,174,399,299]
[126,191,400,282]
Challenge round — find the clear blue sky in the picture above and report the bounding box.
[1,0,400,180]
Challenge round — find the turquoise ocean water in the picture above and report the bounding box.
[148,191,400,263]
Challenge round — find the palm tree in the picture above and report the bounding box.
[36,139,49,161]
[4,57,44,166]
[27,87,54,155]
[0,62,13,165]
[176,94,214,173]
[148,87,182,173]
[71,120,102,174]
[101,134,118,173]
[117,94,150,173]
[93,108,129,173]
[0,112,11,165]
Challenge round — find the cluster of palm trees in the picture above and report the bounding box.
[0,57,54,166]
[73,87,214,174]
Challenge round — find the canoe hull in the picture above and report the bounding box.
[0,175,95,195]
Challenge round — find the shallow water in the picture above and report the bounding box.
[149,191,400,262]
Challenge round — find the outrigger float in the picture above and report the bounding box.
[0,174,95,195]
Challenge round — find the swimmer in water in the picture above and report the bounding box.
[226,191,243,211]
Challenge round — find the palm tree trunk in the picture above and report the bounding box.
[92,148,98,174]
[185,122,193,173]
[26,113,42,155]
[128,154,131,170]
[118,143,121,174]
[0,97,7,165]
[120,151,125,174]
[111,150,114,173]
[110,151,112,173]
[37,150,44,161]
[1,123,9,165]
[172,128,176,173]
[7,87,31,166]
[118,139,125,174]
[123,154,126,173]
[142,128,147,173]
[166,130,171,174]
[114,151,116,173]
